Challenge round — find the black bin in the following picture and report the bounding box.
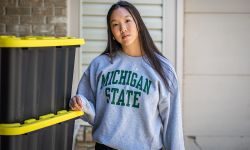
[0,36,85,150]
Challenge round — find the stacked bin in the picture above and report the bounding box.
[0,36,85,150]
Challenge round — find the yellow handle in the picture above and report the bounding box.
[0,110,84,136]
[0,36,85,47]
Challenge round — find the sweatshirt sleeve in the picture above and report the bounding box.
[158,68,185,150]
[76,65,97,125]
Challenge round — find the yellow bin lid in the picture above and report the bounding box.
[0,36,85,48]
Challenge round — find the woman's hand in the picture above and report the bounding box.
[69,96,83,111]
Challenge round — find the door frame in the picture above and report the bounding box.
[164,0,184,99]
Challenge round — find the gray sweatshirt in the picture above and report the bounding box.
[76,50,185,150]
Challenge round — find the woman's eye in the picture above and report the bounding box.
[112,24,118,27]
[126,19,131,23]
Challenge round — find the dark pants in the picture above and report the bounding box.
[95,143,163,150]
[95,143,116,150]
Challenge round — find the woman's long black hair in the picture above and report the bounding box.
[102,1,171,92]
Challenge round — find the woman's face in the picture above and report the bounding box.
[110,7,139,48]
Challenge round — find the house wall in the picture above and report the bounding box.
[183,0,250,149]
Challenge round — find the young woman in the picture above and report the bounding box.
[70,1,185,150]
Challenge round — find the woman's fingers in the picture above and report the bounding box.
[70,96,83,111]
[76,96,83,108]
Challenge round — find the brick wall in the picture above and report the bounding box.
[75,125,95,150]
[0,0,67,36]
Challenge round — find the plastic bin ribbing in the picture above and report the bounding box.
[0,36,84,150]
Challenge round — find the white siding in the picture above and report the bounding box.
[185,0,250,13]
[185,14,250,75]
[185,136,250,150]
[79,0,164,75]
[184,76,250,136]
[184,0,250,149]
